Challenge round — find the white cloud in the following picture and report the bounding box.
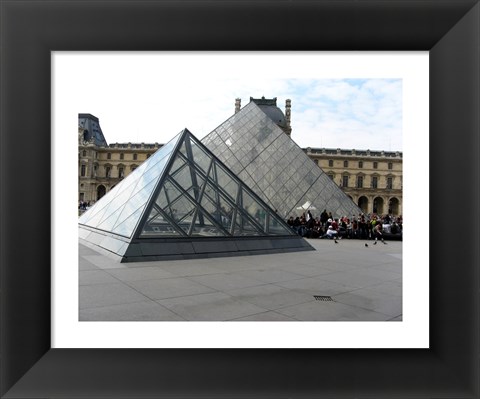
[62,53,403,151]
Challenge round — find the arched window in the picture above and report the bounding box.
[120,153,124,160]
[97,185,106,200]
[328,159,333,167]
[358,196,368,213]
[343,160,349,167]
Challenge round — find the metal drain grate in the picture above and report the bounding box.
[314,295,333,301]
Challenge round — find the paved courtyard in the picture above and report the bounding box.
[79,238,402,321]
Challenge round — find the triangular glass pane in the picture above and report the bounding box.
[190,209,227,237]
[140,206,182,237]
[177,139,189,159]
[267,213,294,235]
[188,137,213,174]
[239,188,268,232]
[212,162,239,202]
[200,189,233,232]
[169,153,187,176]
[162,179,183,204]
[232,211,261,236]
[153,186,169,209]
[170,161,194,191]
[164,193,196,234]
[112,179,157,233]
[112,206,145,237]
[132,155,170,194]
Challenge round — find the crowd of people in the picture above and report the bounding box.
[286,209,403,242]
[78,200,91,211]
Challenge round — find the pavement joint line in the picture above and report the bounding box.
[80,297,153,312]
[79,240,402,321]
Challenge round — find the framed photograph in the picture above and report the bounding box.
[1,1,478,398]
[55,52,426,349]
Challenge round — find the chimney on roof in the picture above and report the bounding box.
[235,98,241,114]
[285,99,292,136]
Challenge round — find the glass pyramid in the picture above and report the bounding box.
[202,101,362,220]
[79,129,312,262]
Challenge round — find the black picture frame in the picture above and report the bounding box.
[1,0,479,397]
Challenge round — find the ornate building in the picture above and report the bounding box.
[78,98,403,216]
[78,114,160,204]
[304,147,403,216]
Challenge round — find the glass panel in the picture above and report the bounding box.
[189,138,212,173]
[166,194,196,234]
[133,155,169,193]
[232,211,261,236]
[93,180,140,227]
[201,188,234,230]
[212,162,239,202]
[112,206,145,237]
[113,179,157,230]
[168,154,186,176]
[170,161,193,190]
[177,139,188,159]
[190,210,226,237]
[153,186,170,209]
[140,207,181,237]
[268,214,294,235]
[163,179,183,204]
[240,189,267,231]
[96,205,124,232]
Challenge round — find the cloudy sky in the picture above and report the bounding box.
[56,52,413,152]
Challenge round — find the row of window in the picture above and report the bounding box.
[81,150,152,161]
[315,159,394,170]
[329,174,394,189]
[80,164,137,178]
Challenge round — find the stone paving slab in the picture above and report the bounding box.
[333,287,403,317]
[231,311,297,321]
[276,300,391,321]
[80,300,185,321]
[106,266,177,282]
[157,292,267,321]
[79,270,119,286]
[188,273,266,292]
[79,283,149,310]
[126,277,216,300]
[79,238,403,321]
[226,284,314,311]
[235,269,308,284]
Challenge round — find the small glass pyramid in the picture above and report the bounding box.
[79,129,312,261]
[202,101,362,219]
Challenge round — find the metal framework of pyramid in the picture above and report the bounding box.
[201,101,362,219]
[79,129,313,262]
